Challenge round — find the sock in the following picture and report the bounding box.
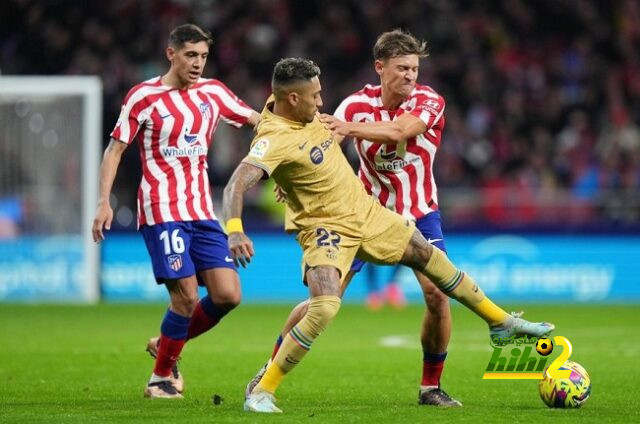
[186,296,229,340]
[149,373,171,384]
[271,334,283,360]
[422,247,509,326]
[421,351,447,389]
[153,309,189,378]
[256,295,341,394]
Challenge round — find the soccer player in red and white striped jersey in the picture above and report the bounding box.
[91,24,260,399]
[322,29,459,407]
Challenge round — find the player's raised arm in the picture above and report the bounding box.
[92,138,128,243]
[222,162,265,267]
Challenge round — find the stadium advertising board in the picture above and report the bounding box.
[98,233,638,302]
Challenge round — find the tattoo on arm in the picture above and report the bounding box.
[222,163,265,222]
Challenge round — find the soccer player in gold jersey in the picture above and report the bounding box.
[222,57,554,413]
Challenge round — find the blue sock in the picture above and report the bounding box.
[160,309,190,340]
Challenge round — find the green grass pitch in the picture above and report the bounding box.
[1,303,639,423]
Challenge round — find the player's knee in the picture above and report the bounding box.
[303,295,341,338]
[306,266,342,296]
[400,230,433,270]
[171,293,199,316]
[213,289,242,310]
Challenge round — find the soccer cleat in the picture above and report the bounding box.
[490,312,555,339]
[244,391,282,413]
[146,336,185,393]
[418,388,462,407]
[245,361,269,399]
[144,380,184,399]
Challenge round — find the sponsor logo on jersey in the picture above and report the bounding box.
[249,139,269,159]
[310,146,324,164]
[374,156,421,171]
[423,99,441,109]
[161,145,206,157]
[168,254,182,271]
[183,130,199,144]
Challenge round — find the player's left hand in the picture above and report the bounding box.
[318,113,350,137]
[228,232,254,268]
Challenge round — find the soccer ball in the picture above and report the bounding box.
[536,338,553,356]
[538,360,591,408]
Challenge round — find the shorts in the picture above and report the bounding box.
[350,211,446,272]
[140,219,236,284]
[296,200,415,284]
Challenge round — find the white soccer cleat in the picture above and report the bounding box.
[245,361,269,399]
[244,391,282,413]
[490,311,555,339]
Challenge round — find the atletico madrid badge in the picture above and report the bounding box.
[168,254,183,271]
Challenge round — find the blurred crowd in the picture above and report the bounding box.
[1,0,639,231]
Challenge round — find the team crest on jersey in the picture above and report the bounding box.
[249,139,269,159]
[310,146,324,164]
[168,254,183,271]
[199,102,212,120]
[325,248,338,260]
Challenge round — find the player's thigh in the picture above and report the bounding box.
[139,221,196,283]
[190,219,237,278]
[358,203,415,266]
[297,226,359,289]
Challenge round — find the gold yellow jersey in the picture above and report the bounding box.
[243,98,373,234]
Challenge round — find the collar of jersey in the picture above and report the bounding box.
[263,98,306,129]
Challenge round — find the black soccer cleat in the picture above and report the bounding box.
[418,388,462,407]
[144,380,184,399]
[146,336,184,393]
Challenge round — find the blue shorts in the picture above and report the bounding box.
[140,220,236,284]
[350,211,447,272]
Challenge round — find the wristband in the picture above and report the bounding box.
[226,218,244,233]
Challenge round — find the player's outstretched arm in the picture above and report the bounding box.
[319,112,426,144]
[92,138,128,243]
[222,162,265,267]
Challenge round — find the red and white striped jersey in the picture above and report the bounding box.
[334,84,445,220]
[111,76,253,226]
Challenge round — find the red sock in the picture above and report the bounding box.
[271,334,283,360]
[186,302,219,340]
[154,335,186,377]
[421,351,447,387]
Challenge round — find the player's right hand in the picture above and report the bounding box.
[228,232,255,268]
[92,203,113,243]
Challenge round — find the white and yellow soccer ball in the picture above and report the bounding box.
[539,360,591,408]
